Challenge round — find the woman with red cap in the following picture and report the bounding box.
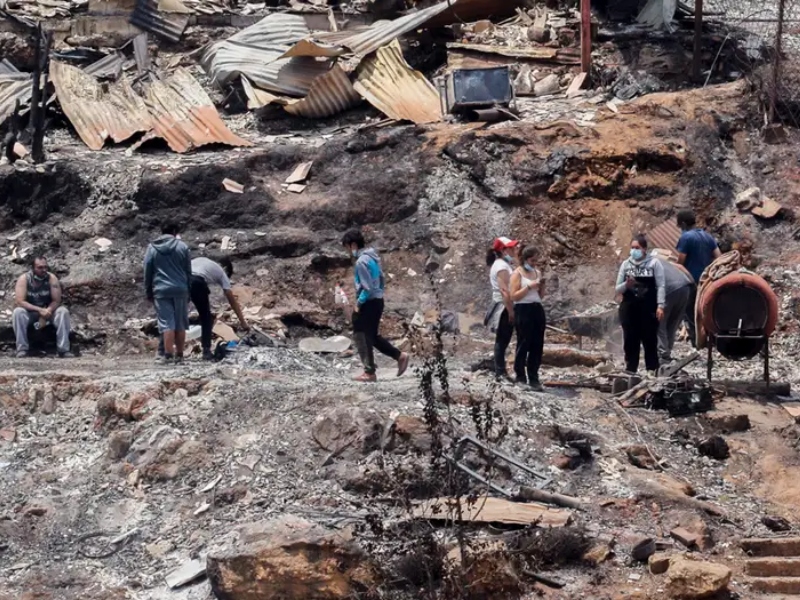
[484,237,519,380]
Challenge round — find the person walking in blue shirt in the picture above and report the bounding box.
[675,209,721,347]
[341,229,410,383]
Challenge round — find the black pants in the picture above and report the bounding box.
[684,284,698,348]
[619,300,659,373]
[353,298,401,374]
[493,308,514,377]
[513,303,546,384]
[158,276,213,354]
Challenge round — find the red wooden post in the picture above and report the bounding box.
[580,0,591,75]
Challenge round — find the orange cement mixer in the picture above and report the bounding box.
[696,267,779,382]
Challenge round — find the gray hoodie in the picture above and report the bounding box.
[143,235,192,299]
[615,254,666,307]
[354,248,385,305]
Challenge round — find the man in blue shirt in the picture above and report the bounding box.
[342,229,410,382]
[675,209,721,347]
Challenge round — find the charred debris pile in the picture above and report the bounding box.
[0,0,780,159]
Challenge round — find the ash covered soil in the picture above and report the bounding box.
[3,82,800,599]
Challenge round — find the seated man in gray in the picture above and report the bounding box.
[13,256,73,357]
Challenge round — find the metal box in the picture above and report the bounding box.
[441,67,513,114]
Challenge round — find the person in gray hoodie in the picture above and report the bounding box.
[614,234,665,374]
[341,229,409,382]
[144,223,192,362]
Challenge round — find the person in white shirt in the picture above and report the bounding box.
[484,237,519,380]
[158,256,250,360]
[509,246,546,391]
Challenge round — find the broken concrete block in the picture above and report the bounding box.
[665,555,731,599]
[513,65,533,96]
[165,559,206,589]
[207,515,368,600]
[12,142,29,159]
[649,552,671,575]
[0,427,16,442]
[670,527,700,549]
[735,187,761,211]
[583,542,613,566]
[752,196,782,219]
[534,73,560,97]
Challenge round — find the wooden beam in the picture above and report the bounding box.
[580,0,591,75]
[692,0,703,81]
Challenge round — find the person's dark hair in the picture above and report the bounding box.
[634,234,648,250]
[219,256,234,278]
[521,246,538,262]
[162,222,180,236]
[486,248,502,267]
[676,209,696,230]
[31,255,47,268]
[341,229,365,249]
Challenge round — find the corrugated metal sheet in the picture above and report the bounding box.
[420,0,524,29]
[0,76,32,127]
[130,0,189,43]
[84,52,125,79]
[50,61,152,150]
[285,2,451,59]
[284,64,361,118]
[240,76,279,109]
[648,219,682,256]
[132,32,151,73]
[145,67,252,153]
[201,13,332,96]
[0,60,21,76]
[353,40,441,124]
[283,0,523,59]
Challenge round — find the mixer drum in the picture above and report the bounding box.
[698,271,779,360]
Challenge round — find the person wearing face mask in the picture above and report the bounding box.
[509,246,546,391]
[12,256,73,358]
[615,234,666,374]
[484,237,519,380]
[341,229,409,383]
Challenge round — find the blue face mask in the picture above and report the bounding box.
[630,248,644,261]
[503,255,513,264]
[352,249,359,258]
[524,263,535,272]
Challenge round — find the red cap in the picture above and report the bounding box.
[493,237,519,252]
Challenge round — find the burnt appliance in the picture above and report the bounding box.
[440,67,514,118]
[698,270,779,384]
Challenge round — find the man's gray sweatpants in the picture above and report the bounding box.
[658,286,691,361]
[12,307,71,353]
